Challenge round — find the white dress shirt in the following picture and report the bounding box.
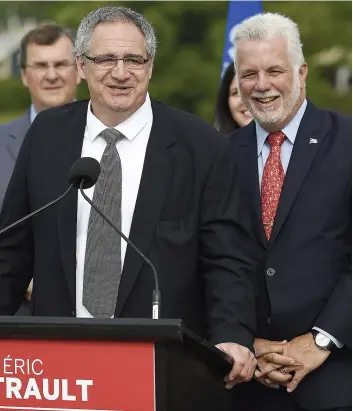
[255,99,343,348]
[76,93,153,318]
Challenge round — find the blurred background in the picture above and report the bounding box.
[0,1,351,125]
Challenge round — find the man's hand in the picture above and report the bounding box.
[216,342,257,389]
[254,338,297,389]
[256,333,330,392]
[26,279,33,301]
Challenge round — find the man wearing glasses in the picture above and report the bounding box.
[0,6,260,384]
[0,23,81,314]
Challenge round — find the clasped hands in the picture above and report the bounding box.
[253,333,331,392]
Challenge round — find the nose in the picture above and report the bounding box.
[255,73,271,92]
[45,65,59,81]
[111,60,130,80]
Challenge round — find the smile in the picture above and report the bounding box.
[254,96,279,103]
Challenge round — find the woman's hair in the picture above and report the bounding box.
[214,63,240,134]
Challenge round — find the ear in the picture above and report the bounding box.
[76,56,87,80]
[299,63,308,88]
[20,68,29,88]
[148,59,153,80]
[76,69,82,86]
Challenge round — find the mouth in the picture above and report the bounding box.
[253,96,279,105]
[107,85,132,90]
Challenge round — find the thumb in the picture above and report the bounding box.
[287,369,306,393]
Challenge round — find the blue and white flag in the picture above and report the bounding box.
[221,1,263,76]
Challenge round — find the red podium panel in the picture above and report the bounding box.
[0,339,155,411]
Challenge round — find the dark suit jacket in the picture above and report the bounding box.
[0,99,256,349]
[0,111,32,317]
[0,112,30,210]
[228,101,351,410]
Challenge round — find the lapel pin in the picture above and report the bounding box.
[309,138,318,144]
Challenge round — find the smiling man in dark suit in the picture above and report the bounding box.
[224,12,351,411]
[0,6,259,384]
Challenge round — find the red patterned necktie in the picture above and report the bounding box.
[261,131,286,240]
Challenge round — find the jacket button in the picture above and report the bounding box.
[267,317,272,325]
[266,268,276,276]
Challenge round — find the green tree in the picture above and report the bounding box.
[0,1,351,123]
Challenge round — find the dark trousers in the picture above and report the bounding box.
[233,382,351,411]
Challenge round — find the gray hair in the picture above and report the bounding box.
[73,6,157,59]
[233,12,305,68]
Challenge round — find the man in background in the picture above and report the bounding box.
[0,23,81,313]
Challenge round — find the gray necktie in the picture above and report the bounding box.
[83,128,123,318]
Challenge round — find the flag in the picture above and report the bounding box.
[221,1,263,76]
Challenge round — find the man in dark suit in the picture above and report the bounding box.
[0,23,81,314]
[0,23,80,210]
[225,12,351,411]
[0,6,259,384]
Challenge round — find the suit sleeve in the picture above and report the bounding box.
[0,122,35,315]
[314,265,352,348]
[200,138,256,351]
[315,137,351,349]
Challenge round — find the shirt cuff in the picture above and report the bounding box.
[313,327,344,348]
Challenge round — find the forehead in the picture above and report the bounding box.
[236,37,290,70]
[89,21,146,54]
[26,36,73,62]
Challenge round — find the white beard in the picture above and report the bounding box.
[241,73,301,127]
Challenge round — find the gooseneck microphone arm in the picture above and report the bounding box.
[79,180,161,320]
[0,185,74,236]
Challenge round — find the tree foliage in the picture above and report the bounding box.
[0,1,351,122]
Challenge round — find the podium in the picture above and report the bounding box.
[0,317,234,411]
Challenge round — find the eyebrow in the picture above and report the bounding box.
[267,65,285,71]
[32,58,71,64]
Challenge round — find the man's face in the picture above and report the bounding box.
[236,36,307,130]
[76,21,153,126]
[21,36,81,112]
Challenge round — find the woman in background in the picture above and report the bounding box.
[214,63,253,134]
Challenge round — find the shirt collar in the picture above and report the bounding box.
[30,104,38,124]
[85,93,152,142]
[255,98,307,156]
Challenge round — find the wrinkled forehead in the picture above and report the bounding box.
[235,37,291,70]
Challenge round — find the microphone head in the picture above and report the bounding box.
[68,157,101,189]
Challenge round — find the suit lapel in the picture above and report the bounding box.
[6,112,30,161]
[269,101,330,244]
[114,101,174,317]
[237,124,267,248]
[57,102,88,305]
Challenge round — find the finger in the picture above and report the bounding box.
[236,355,255,383]
[225,358,244,388]
[256,354,295,377]
[266,370,293,383]
[256,375,280,389]
[279,364,302,374]
[255,342,287,357]
[287,369,307,393]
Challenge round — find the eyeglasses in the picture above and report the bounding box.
[83,54,149,70]
[25,61,76,74]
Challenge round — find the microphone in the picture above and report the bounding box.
[0,157,99,236]
[74,171,161,320]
